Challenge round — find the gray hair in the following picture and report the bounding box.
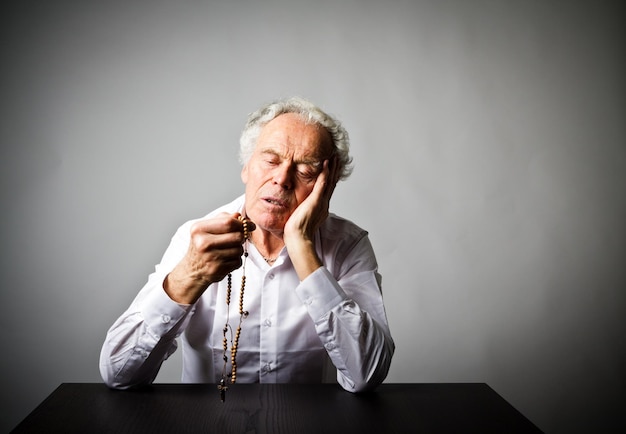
[239,97,353,181]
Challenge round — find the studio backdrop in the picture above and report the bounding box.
[1,1,624,433]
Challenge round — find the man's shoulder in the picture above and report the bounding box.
[321,213,369,242]
[318,214,374,267]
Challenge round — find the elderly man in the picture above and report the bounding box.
[100,97,394,395]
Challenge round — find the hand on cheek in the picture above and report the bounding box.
[284,159,338,280]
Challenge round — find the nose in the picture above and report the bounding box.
[273,163,294,190]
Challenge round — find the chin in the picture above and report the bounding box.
[266,216,292,233]
[261,218,287,233]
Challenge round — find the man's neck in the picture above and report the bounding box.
[249,229,285,261]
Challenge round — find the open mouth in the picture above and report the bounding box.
[263,197,287,208]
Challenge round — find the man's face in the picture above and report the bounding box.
[241,113,334,235]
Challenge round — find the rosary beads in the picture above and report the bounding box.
[218,215,250,402]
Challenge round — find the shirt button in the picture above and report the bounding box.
[264,319,272,327]
[268,273,275,280]
[263,363,272,373]
[161,314,171,324]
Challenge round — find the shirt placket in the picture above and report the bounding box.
[259,266,279,382]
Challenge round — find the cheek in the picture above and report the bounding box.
[295,184,315,203]
[243,163,267,186]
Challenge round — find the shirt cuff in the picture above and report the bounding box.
[140,285,192,339]
[295,267,347,320]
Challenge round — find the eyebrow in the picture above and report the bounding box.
[260,148,322,167]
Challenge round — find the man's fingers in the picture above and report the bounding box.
[191,213,255,242]
[315,159,336,203]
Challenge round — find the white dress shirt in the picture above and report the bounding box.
[100,195,394,392]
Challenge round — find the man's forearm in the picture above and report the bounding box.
[295,267,395,392]
[286,238,323,281]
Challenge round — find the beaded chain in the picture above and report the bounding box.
[218,215,250,402]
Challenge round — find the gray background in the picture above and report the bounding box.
[1,1,624,433]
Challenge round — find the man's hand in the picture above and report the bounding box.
[284,157,339,280]
[164,213,254,304]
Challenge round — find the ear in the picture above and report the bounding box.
[241,163,249,184]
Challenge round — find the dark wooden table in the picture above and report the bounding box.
[12,383,542,433]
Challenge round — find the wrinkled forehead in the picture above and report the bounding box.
[256,113,334,160]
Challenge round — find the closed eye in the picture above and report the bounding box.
[297,171,316,181]
[296,163,320,181]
